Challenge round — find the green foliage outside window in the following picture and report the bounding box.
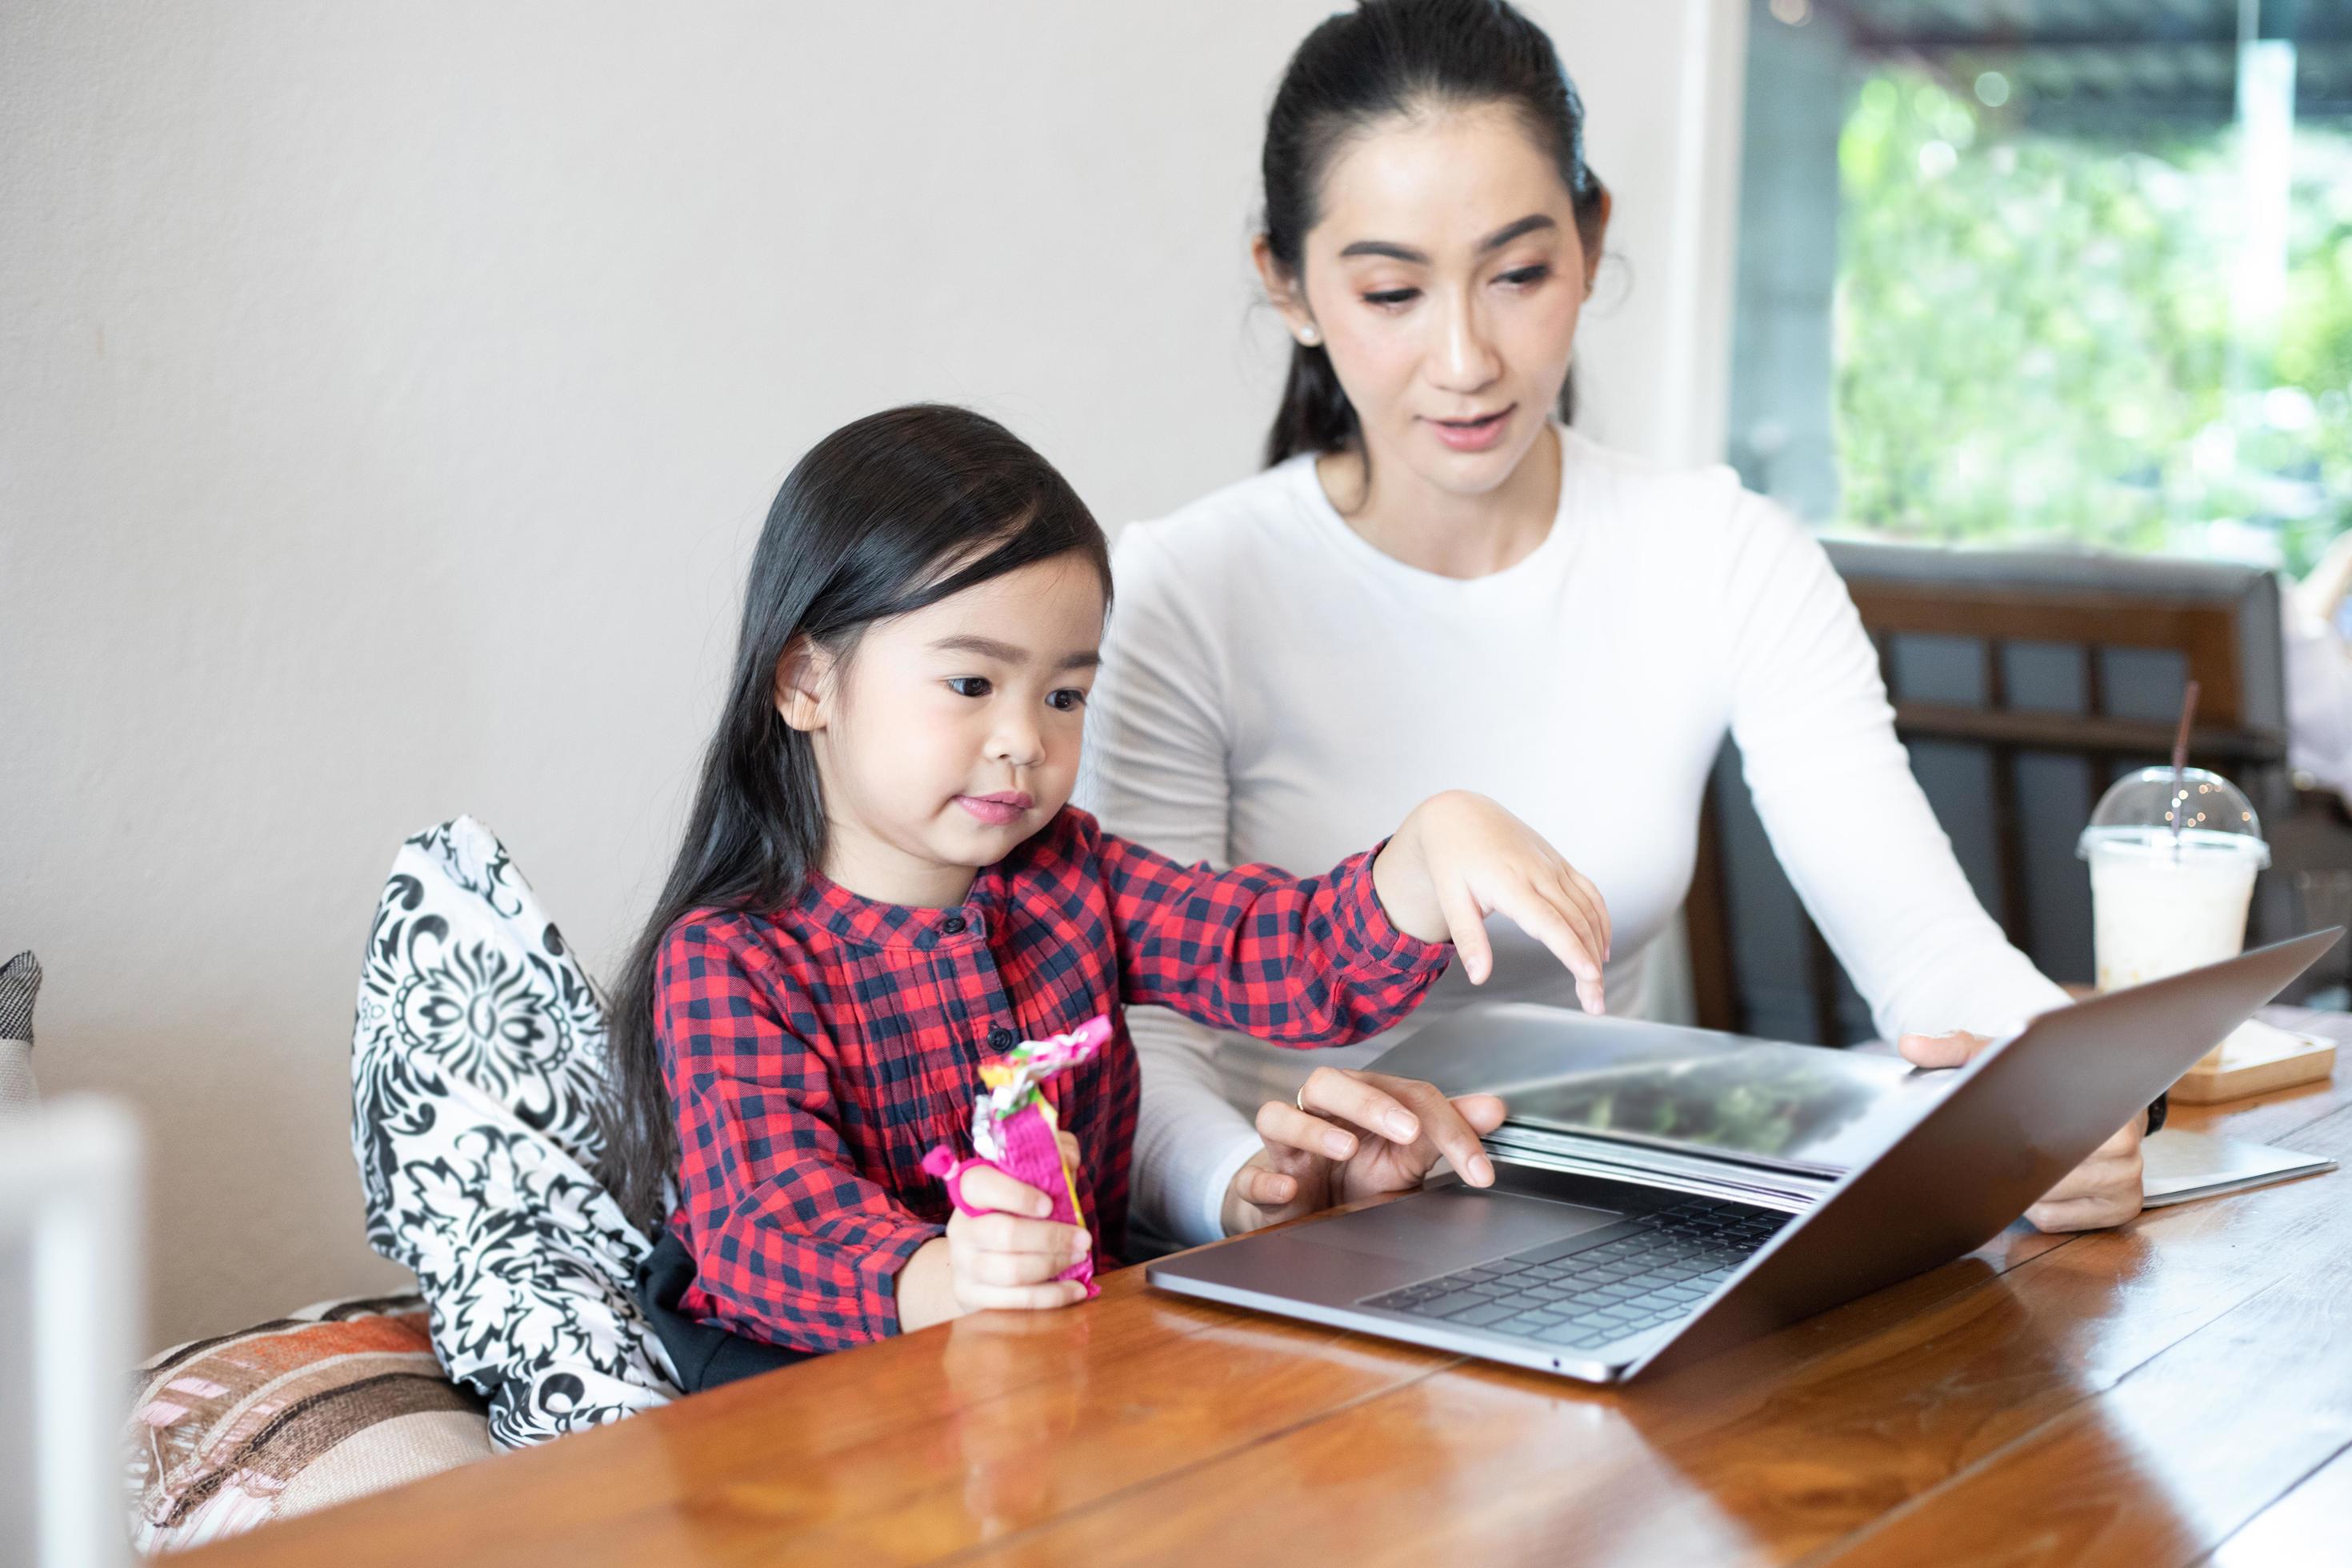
[1834,70,2352,574]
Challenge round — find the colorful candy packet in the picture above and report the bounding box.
[921,1015,1113,1298]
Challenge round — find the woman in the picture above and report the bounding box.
[2288,529,2352,805]
[1086,0,2150,1247]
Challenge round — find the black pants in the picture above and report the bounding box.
[634,1230,811,1392]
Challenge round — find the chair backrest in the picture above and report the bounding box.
[1686,541,2291,1042]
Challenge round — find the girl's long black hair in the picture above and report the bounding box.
[1259,0,1610,467]
[602,403,1110,1230]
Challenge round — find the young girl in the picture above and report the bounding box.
[604,403,1611,1389]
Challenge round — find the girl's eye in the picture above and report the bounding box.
[1046,689,1088,713]
[947,677,992,698]
[1362,287,1420,309]
[1498,264,1551,289]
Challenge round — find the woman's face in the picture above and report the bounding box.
[1262,102,1605,498]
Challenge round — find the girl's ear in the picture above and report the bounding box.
[774,638,834,733]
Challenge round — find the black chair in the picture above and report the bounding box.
[1686,541,2313,1042]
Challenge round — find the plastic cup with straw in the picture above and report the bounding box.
[2166,681,2199,858]
[2078,680,2270,1067]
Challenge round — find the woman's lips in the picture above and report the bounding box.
[955,793,1034,827]
[1427,406,1514,453]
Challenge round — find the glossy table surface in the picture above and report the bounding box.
[184,1008,2352,1568]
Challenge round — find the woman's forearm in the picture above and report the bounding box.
[1126,1007,1263,1246]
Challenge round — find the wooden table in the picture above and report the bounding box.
[187,1010,2352,1567]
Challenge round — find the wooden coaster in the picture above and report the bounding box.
[2170,1021,2338,1104]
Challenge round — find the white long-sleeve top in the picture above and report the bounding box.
[1080,429,2070,1246]
[2286,577,2352,804]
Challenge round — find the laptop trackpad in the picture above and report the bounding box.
[1305,1186,1622,1270]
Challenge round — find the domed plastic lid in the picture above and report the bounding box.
[2076,766,2269,865]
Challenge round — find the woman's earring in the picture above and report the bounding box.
[1296,323,1322,347]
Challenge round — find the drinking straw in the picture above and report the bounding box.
[2168,679,2201,856]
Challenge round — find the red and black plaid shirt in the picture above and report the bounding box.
[654,805,1449,1354]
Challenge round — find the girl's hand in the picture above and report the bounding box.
[897,1136,1090,1330]
[943,1159,1090,1309]
[1898,1029,2147,1230]
[1373,790,1612,1011]
[1221,1068,1509,1234]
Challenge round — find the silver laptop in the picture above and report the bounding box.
[1148,929,2341,1384]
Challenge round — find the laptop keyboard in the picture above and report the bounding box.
[1359,1196,1791,1354]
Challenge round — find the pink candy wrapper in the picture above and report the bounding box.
[922,1015,1112,1298]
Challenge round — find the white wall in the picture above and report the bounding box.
[0,0,1746,1348]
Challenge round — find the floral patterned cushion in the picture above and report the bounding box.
[351,818,678,1447]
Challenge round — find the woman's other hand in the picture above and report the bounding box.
[1374,790,1611,1011]
[1898,1029,2147,1231]
[1221,1067,1507,1234]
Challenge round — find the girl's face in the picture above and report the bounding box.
[1258,102,1606,499]
[782,552,1106,906]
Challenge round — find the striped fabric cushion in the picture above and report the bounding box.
[123,1294,494,1554]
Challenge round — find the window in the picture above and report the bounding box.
[1730,0,2352,576]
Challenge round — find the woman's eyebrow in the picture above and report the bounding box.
[1335,212,1557,265]
[1475,213,1556,253]
[1337,238,1429,264]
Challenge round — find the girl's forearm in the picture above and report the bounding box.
[1098,818,1449,1045]
[1370,798,1451,943]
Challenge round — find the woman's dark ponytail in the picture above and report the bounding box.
[1264,342,1358,472]
[1260,0,1608,467]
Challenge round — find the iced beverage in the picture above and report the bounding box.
[2078,767,2270,1072]
[2087,837,2262,993]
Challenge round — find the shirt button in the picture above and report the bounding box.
[987,1025,1016,1051]
[938,914,966,935]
